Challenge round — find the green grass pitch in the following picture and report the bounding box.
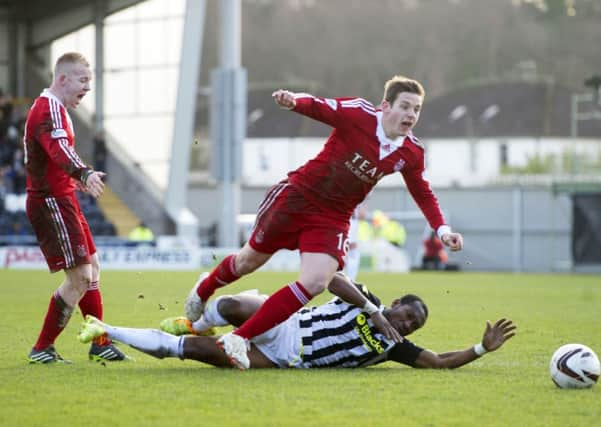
[1,269,599,426]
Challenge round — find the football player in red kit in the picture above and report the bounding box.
[185,75,463,369]
[24,52,128,363]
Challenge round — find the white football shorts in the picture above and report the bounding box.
[252,312,303,368]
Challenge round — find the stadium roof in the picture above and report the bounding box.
[0,0,143,48]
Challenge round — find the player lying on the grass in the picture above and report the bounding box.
[78,273,516,369]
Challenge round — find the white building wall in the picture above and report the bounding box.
[243,137,601,188]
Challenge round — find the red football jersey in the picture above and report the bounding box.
[287,94,446,230]
[23,89,91,198]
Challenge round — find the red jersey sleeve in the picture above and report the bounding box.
[292,94,376,130]
[401,150,446,231]
[36,104,91,182]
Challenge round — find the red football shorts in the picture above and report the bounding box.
[26,193,96,273]
[248,183,350,269]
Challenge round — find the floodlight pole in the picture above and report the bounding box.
[466,114,476,173]
[167,0,205,239]
[94,0,105,135]
[212,0,247,248]
[512,187,523,273]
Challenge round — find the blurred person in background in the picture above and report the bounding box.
[185,75,464,369]
[345,202,368,280]
[8,147,26,194]
[372,209,407,248]
[0,88,14,135]
[421,230,448,270]
[128,221,154,242]
[24,52,128,364]
[0,92,17,193]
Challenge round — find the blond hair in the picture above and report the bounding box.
[54,52,90,77]
[383,75,425,104]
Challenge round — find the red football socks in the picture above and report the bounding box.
[197,254,240,301]
[234,281,313,340]
[33,291,70,350]
[78,281,103,319]
[78,281,111,345]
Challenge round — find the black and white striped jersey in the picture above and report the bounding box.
[297,283,424,368]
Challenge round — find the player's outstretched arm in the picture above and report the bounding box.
[412,318,516,369]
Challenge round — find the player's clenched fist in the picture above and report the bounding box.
[441,232,463,251]
[272,89,296,110]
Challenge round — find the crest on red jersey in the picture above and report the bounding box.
[393,159,405,172]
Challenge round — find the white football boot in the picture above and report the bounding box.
[217,332,250,370]
[185,272,210,322]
